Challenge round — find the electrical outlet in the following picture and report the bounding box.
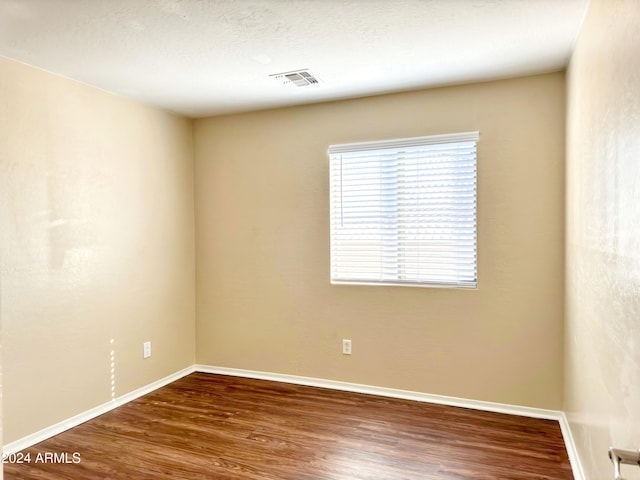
[342,339,352,355]
[143,341,151,359]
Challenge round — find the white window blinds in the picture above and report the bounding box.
[329,132,478,288]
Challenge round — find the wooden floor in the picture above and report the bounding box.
[5,373,573,479]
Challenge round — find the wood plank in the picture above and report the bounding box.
[4,373,574,479]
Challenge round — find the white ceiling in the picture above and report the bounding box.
[0,0,589,118]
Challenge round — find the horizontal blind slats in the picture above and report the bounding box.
[329,133,477,287]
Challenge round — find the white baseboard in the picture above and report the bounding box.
[559,412,586,480]
[2,365,195,455]
[194,364,562,420]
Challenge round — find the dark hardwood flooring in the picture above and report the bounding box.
[4,373,574,479]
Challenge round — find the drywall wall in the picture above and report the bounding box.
[194,72,566,409]
[0,58,5,476]
[565,0,640,478]
[0,57,196,443]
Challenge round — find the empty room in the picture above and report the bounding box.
[1,0,638,479]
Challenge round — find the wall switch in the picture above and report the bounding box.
[143,341,151,359]
[342,339,352,355]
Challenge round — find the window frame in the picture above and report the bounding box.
[328,131,479,289]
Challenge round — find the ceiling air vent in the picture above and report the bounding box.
[269,69,321,87]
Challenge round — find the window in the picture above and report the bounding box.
[329,131,478,288]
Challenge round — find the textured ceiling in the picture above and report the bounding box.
[0,0,589,118]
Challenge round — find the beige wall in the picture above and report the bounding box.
[0,57,196,443]
[0,54,569,450]
[194,73,566,409]
[565,0,640,478]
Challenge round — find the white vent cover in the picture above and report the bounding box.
[269,69,321,87]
